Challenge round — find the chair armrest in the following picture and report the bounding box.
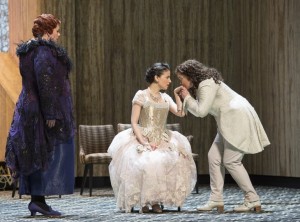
[79,147,86,164]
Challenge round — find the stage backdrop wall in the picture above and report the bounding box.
[3,0,300,178]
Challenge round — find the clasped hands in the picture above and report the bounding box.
[143,141,158,151]
[174,86,190,99]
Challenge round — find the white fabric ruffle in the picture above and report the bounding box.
[108,128,197,212]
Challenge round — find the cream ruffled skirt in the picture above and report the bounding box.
[108,129,197,212]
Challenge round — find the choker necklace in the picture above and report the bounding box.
[148,88,161,103]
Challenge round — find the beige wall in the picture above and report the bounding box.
[0,53,21,161]
[8,0,40,62]
[73,0,300,177]
[2,0,300,178]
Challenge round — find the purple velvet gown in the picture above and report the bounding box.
[5,38,76,195]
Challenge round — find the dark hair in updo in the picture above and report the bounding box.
[32,14,61,38]
[145,62,170,83]
[175,59,223,99]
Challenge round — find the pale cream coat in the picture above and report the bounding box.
[183,78,270,154]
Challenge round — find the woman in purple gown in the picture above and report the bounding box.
[5,14,75,217]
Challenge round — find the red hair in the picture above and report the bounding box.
[32,14,61,38]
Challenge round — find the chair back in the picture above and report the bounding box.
[166,123,181,132]
[117,123,132,133]
[117,123,182,133]
[79,125,115,154]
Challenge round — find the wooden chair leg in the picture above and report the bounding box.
[80,164,89,195]
[12,181,16,198]
[12,180,21,198]
[89,164,93,197]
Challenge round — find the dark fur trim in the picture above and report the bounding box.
[16,38,72,72]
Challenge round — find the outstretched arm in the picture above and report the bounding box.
[168,87,185,117]
[182,80,218,118]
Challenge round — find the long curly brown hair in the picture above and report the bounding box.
[175,59,223,99]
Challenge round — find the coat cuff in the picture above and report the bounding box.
[183,95,192,115]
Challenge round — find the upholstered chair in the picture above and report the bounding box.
[79,125,115,196]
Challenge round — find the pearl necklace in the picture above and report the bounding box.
[148,88,161,103]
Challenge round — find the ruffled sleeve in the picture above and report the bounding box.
[132,90,146,106]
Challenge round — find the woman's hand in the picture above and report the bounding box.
[149,142,158,151]
[46,119,56,128]
[139,141,157,151]
[179,87,190,99]
[174,86,183,95]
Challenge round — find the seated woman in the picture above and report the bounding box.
[108,62,197,213]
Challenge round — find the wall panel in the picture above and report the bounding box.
[0,84,16,160]
[8,0,40,62]
[73,0,300,177]
[75,0,106,176]
[0,52,22,161]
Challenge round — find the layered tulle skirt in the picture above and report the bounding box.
[108,129,197,212]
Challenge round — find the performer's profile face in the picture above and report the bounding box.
[48,25,60,42]
[156,70,171,90]
[177,73,192,89]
